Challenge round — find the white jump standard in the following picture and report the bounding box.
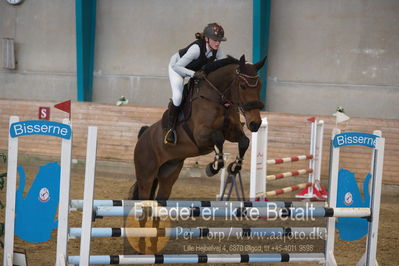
[250,117,326,200]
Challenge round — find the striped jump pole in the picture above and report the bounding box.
[250,118,325,201]
[266,168,313,181]
[93,205,371,219]
[68,253,326,265]
[70,199,326,210]
[266,182,312,197]
[267,154,313,165]
[69,227,327,238]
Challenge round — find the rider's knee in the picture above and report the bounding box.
[172,95,182,106]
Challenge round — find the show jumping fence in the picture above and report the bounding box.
[249,117,326,200]
[3,116,385,266]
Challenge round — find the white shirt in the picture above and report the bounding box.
[171,43,225,78]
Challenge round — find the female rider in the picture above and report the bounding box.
[165,23,227,145]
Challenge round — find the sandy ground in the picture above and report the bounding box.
[1,156,398,266]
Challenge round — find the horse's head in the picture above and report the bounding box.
[234,54,266,132]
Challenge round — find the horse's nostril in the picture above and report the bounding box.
[249,121,261,132]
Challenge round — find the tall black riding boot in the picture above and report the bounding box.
[164,101,180,145]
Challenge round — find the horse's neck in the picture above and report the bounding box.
[206,66,236,93]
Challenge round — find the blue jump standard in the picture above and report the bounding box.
[68,253,325,264]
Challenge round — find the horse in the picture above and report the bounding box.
[130,55,266,201]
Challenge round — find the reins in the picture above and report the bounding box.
[198,68,262,110]
[202,76,236,107]
[183,66,263,148]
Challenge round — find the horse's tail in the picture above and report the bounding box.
[129,179,158,200]
[138,126,149,138]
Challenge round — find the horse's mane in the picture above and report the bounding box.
[202,56,239,74]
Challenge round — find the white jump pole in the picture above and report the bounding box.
[324,128,340,266]
[78,127,98,266]
[55,119,73,266]
[249,117,268,200]
[216,153,230,200]
[3,116,19,266]
[296,119,325,199]
[356,131,384,266]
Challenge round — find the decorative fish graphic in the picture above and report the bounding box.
[336,168,371,241]
[15,162,61,243]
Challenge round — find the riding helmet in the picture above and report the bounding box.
[203,23,226,42]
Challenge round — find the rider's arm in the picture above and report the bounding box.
[172,44,200,78]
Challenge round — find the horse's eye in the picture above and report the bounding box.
[240,84,246,90]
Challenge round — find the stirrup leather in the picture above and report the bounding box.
[164,128,177,145]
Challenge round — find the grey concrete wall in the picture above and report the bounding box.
[267,0,399,119]
[0,0,77,101]
[0,0,398,119]
[0,0,252,107]
[92,0,252,106]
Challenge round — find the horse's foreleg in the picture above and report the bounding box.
[227,134,250,174]
[206,130,225,176]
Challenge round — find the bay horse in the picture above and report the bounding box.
[130,55,266,201]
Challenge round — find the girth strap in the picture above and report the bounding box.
[181,120,198,147]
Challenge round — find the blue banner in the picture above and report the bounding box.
[10,120,71,140]
[333,132,378,148]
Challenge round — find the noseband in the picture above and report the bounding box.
[202,68,264,111]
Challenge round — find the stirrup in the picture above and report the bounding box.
[164,129,177,145]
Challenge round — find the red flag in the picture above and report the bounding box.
[307,117,316,122]
[54,100,71,120]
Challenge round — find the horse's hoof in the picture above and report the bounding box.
[227,162,241,175]
[206,163,219,176]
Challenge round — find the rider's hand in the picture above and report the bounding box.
[193,70,207,80]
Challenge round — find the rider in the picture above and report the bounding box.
[164,22,227,145]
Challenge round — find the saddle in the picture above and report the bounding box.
[161,78,198,144]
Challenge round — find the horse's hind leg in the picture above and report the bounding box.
[147,161,184,253]
[133,151,160,200]
[156,160,184,200]
[134,169,158,253]
[206,130,225,176]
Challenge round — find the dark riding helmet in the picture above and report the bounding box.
[203,23,226,42]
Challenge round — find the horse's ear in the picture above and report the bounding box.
[254,56,267,71]
[239,55,246,68]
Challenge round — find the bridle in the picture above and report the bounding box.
[199,67,264,112]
